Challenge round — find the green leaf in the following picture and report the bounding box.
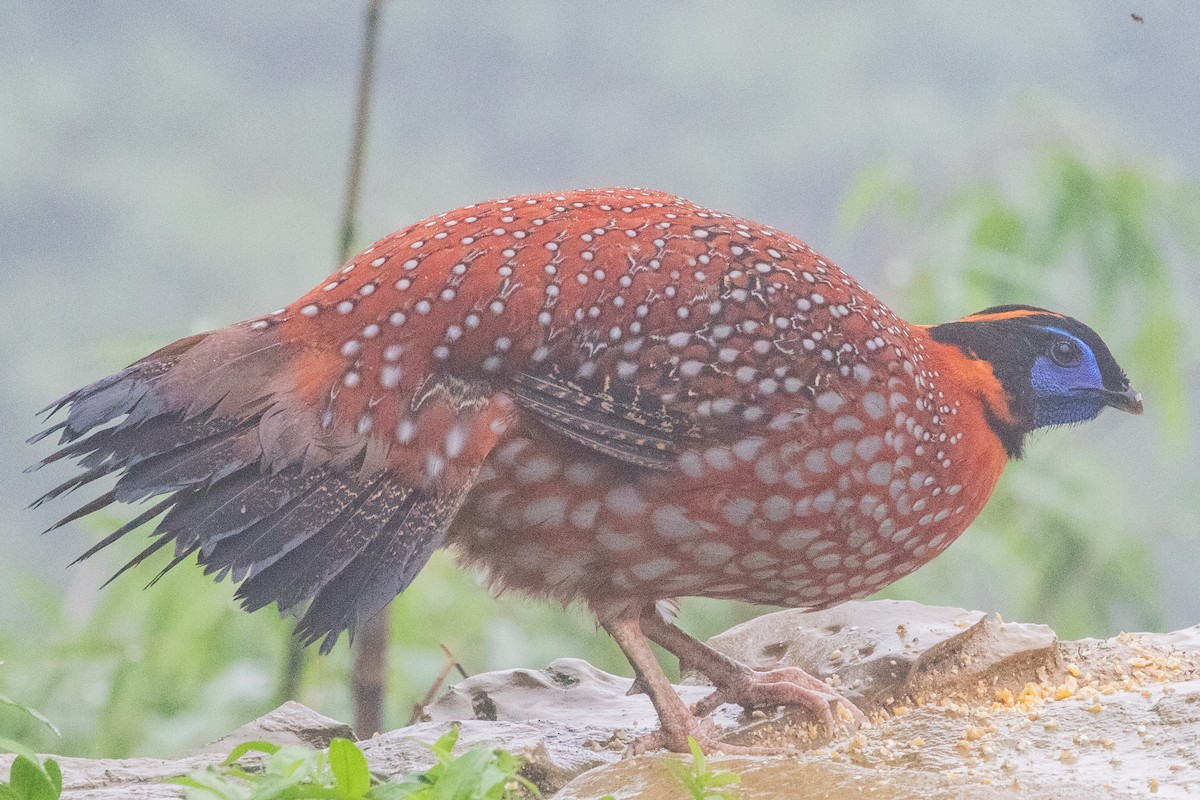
[41,761,61,798]
[169,723,540,800]
[705,771,741,787]
[167,768,241,799]
[687,737,704,764]
[428,725,460,761]
[223,740,282,765]
[662,738,741,800]
[366,781,425,800]
[0,697,60,739]
[8,756,58,800]
[327,739,370,798]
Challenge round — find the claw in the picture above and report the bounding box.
[692,665,866,734]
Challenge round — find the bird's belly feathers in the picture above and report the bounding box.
[450,373,1008,608]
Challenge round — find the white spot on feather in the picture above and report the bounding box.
[445,426,467,458]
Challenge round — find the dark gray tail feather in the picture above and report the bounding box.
[30,328,460,652]
[234,479,462,653]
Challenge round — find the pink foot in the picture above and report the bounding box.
[692,665,867,731]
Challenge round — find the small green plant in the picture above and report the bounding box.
[664,738,741,800]
[0,742,62,800]
[173,725,537,800]
[373,724,535,799]
[0,754,62,800]
[0,689,63,800]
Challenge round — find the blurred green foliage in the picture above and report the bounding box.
[2,143,1195,760]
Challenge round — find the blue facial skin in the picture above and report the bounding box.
[1029,327,1109,429]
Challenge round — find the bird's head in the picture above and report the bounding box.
[929,305,1142,457]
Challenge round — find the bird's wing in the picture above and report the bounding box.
[507,368,691,470]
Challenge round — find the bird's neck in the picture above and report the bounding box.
[904,326,1014,522]
[914,325,1027,459]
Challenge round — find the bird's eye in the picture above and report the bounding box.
[1049,339,1082,367]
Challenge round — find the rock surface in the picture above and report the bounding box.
[4,601,1198,798]
[697,599,1064,711]
[197,700,354,754]
[422,656,747,741]
[558,679,1200,799]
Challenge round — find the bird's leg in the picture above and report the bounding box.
[599,604,711,754]
[639,607,866,730]
[599,604,768,755]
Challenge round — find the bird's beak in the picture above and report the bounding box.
[1103,386,1144,415]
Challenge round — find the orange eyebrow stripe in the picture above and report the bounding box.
[957,309,1064,324]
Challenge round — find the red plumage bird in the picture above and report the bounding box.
[33,188,1142,752]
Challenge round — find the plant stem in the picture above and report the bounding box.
[337,0,385,263]
[353,612,389,737]
[339,0,388,739]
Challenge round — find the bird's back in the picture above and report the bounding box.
[35,188,1009,646]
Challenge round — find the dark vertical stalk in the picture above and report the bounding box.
[338,0,385,263]
[352,612,390,738]
[341,0,388,740]
[274,633,308,708]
